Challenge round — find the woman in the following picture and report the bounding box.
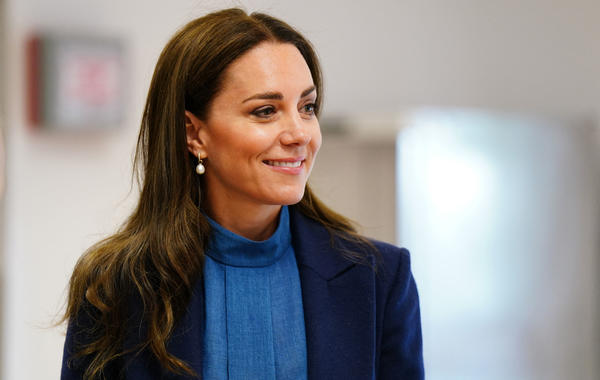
[61,8,424,380]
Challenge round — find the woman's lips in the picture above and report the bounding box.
[264,159,302,168]
[263,157,305,174]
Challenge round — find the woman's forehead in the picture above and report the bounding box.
[218,42,315,101]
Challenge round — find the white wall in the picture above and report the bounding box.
[1,0,599,379]
[290,0,600,118]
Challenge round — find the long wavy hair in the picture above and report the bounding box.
[63,8,368,380]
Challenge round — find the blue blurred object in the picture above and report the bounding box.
[397,108,600,380]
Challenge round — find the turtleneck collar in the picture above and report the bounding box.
[204,206,291,268]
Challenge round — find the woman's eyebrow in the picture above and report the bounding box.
[242,91,282,103]
[301,85,316,98]
[241,85,316,103]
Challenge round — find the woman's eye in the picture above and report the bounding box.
[251,106,276,118]
[302,103,317,115]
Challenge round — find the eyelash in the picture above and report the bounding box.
[251,103,318,119]
[251,106,276,118]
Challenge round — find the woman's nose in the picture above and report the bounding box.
[280,115,311,146]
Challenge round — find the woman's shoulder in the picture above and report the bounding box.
[369,239,412,274]
[289,206,413,282]
[338,233,412,280]
[366,239,416,298]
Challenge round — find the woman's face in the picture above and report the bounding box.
[190,42,322,211]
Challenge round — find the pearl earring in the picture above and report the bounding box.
[196,153,205,175]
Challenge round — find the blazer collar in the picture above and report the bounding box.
[288,206,355,280]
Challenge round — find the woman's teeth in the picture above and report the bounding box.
[265,160,302,168]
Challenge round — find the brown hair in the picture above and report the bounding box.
[63,8,367,379]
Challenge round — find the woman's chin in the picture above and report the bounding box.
[264,188,306,206]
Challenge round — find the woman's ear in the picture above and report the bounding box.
[185,110,208,159]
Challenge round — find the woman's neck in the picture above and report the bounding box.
[204,199,282,241]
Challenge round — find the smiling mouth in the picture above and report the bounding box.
[263,160,303,168]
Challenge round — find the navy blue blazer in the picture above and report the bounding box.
[62,207,424,379]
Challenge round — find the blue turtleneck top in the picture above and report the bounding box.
[202,206,307,380]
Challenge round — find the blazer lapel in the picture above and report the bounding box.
[290,208,376,379]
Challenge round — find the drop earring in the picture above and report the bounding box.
[196,153,205,175]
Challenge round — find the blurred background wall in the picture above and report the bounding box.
[1,0,599,379]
